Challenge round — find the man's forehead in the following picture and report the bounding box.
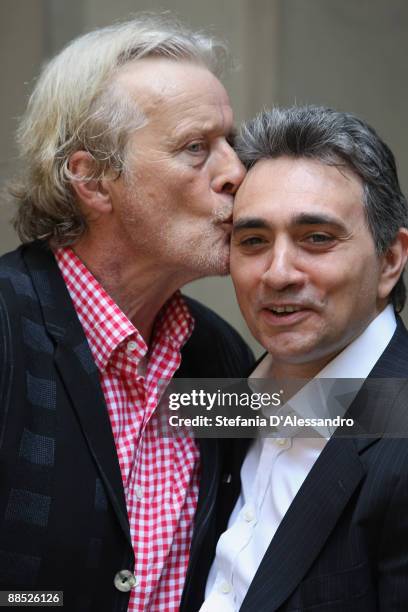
[234,156,364,216]
[115,57,229,112]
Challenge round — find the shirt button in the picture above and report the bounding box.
[114,569,138,592]
[219,581,232,594]
[244,508,255,522]
[135,485,143,500]
[275,437,287,446]
[127,340,138,353]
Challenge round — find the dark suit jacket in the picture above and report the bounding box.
[0,241,253,612]
[235,318,408,612]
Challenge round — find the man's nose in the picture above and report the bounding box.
[261,242,306,291]
[211,143,246,195]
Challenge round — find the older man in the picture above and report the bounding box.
[0,16,253,612]
[203,106,408,611]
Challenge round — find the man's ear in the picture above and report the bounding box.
[378,228,408,300]
[68,151,112,216]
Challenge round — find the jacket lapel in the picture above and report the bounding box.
[240,437,365,611]
[23,243,131,544]
[53,338,131,542]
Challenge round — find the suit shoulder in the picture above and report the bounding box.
[181,296,255,377]
[0,244,27,274]
[0,244,38,306]
[183,295,248,348]
[184,296,238,333]
[371,317,408,377]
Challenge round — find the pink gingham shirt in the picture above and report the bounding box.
[55,247,199,611]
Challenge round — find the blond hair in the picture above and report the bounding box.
[12,14,227,246]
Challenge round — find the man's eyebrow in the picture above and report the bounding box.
[291,212,347,231]
[233,217,270,231]
[167,123,234,147]
[233,213,348,232]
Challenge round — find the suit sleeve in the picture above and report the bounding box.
[0,287,14,446]
[377,447,408,610]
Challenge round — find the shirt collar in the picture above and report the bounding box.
[54,247,194,373]
[299,305,396,436]
[318,304,396,378]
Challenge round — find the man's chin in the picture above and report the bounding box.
[217,256,230,276]
[213,249,230,276]
[200,257,230,278]
[205,258,230,278]
[201,241,230,276]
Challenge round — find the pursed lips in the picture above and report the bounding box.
[216,213,233,233]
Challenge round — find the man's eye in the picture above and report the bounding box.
[306,233,333,244]
[185,141,206,154]
[238,236,266,247]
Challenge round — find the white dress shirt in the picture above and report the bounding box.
[201,306,396,611]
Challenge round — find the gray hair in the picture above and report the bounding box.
[11,14,227,247]
[236,106,408,312]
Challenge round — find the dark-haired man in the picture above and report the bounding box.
[203,107,408,611]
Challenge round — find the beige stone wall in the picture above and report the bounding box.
[1,0,407,352]
[0,0,44,252]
